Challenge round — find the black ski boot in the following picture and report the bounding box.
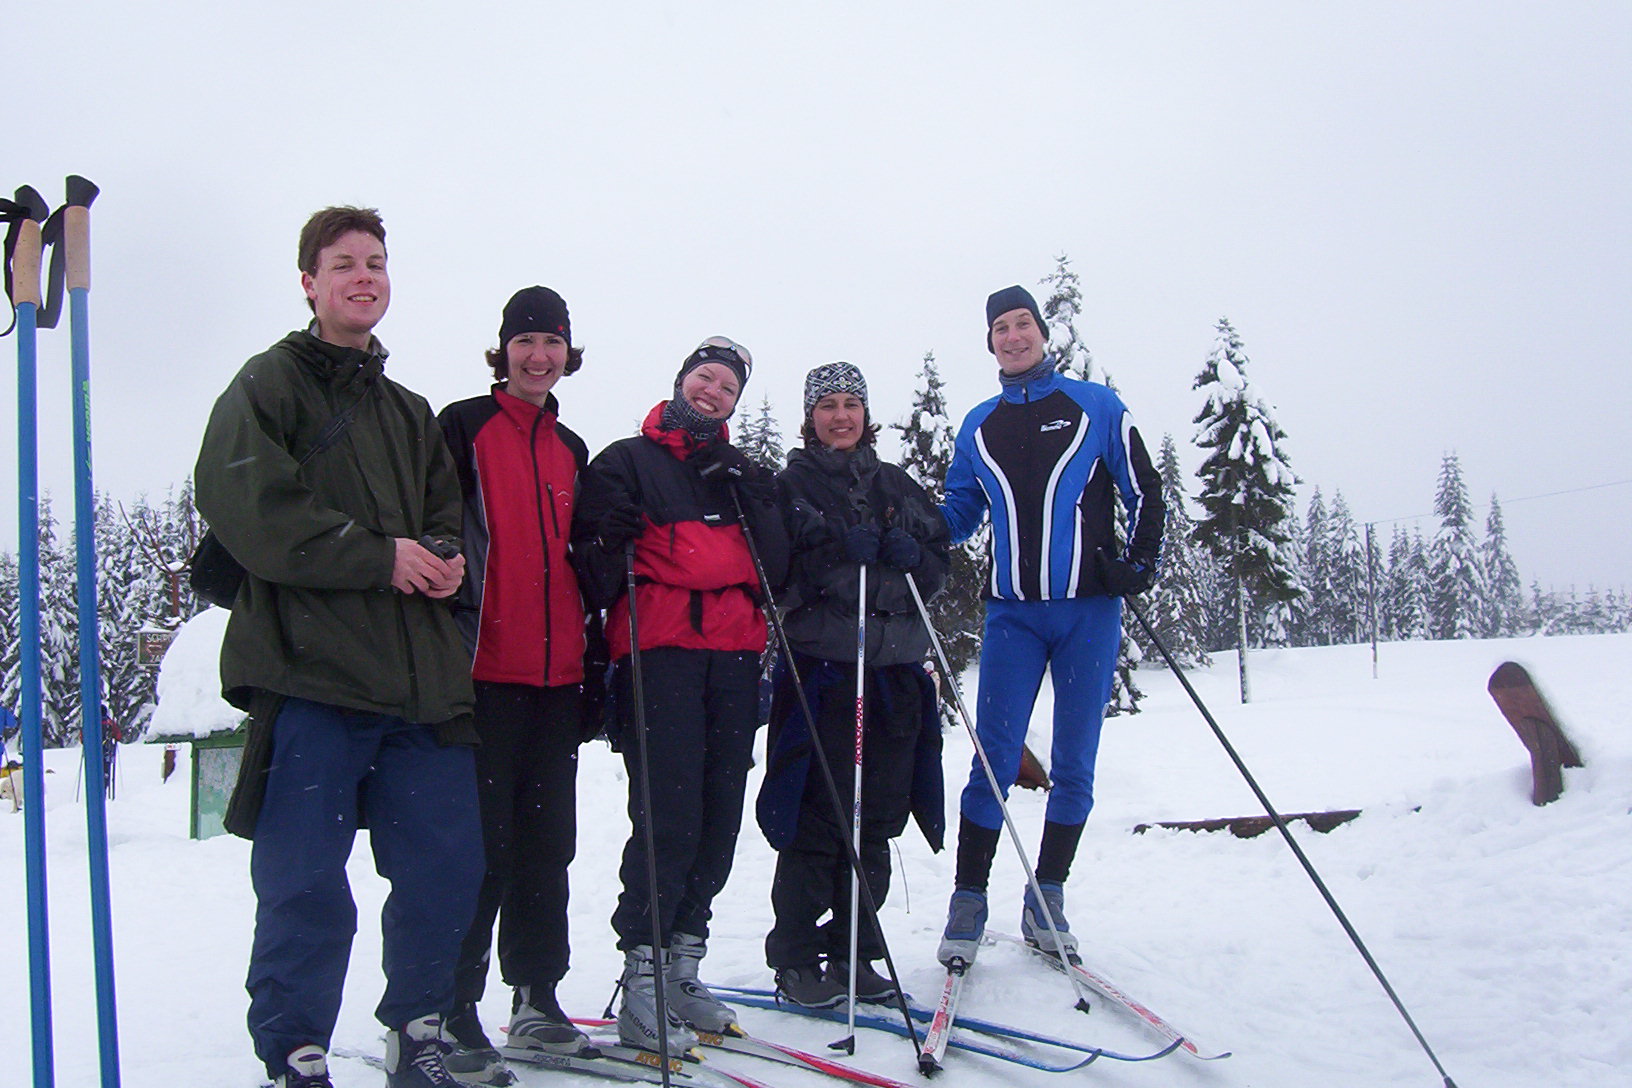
[773,964,846,1009]
[829,958,898,1003]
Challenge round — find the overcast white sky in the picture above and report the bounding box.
[6,1,1628,592]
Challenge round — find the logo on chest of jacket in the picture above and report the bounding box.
[703,512,723,525]
[1039,418,1074,433]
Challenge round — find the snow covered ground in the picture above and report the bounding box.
[4,629,1630,1088]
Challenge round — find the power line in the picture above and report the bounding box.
[1365,477,1632,529]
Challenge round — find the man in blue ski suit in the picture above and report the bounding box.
[937,285,1165,966]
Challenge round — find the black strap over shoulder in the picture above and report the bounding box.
[189,386,371,609]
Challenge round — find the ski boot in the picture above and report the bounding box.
[384,1014,463,1088]
[276,1044,332,1088]
[503,984,595,1059]
[666,933,740,1033]
[440,1001,517,1086]
[1020,880,1080,963]
[616,946,699,1057]
[936,887,988,967]
[829,958,898,1003]
[773,963,847,1009]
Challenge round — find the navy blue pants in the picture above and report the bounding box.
[960,596,1123,830]
[246,697,482,1077]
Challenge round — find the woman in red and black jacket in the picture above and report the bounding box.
[437,287,598,1069]
[573,336,788,1052]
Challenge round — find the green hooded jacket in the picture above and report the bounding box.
[195,329,476,739]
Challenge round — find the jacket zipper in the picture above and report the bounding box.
[530,412,554,684]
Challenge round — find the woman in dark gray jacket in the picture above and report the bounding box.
[756,361,950,1008]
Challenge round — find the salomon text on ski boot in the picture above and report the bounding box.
[616,945,699,1056]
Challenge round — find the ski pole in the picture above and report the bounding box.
[720,483,923,1054]
[901,573,1095,1013]
[6,182,57,1088]
[623,544,672,1087]
[50,175,122,1088]
[839,563,868,1053]
[1125,598,1458,1088]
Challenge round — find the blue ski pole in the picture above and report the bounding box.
[51,174,122,1088]
[6,182,56,1088]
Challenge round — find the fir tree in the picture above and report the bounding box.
[0,551,19,720]
[1529,580,1559,635]
[1139,434,1211,668]
[98,495,171,740]
[1381,527,1409,640]
[1428,453,1486,640]
[37,494,81,747]
[1481,494,1523,638]
[1327,491,1366,644]
[1296,489,1330,645]
[1039,253,1093,380]
[737,396,787,473]
[1406,527,1432,639]
[891,352,984,711]
[1190,318,1302,701]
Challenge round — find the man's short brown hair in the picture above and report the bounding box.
[297,206,387,312]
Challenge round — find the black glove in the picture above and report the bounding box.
[1095,548,1155,597]
[596,505,645,551]
[843,524,881,565]
[694,443,758,481]
[880,526,922,571]
[696,444,774,502]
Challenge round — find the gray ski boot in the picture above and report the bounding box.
[1020,880,1080,962]
[616,945,699,1057]
[666,933,740,1033]
[936,888,988,967]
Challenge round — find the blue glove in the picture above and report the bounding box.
[843,524,881,565]
[880,526,922,571]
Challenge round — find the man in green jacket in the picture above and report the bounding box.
[195,206,483,1088]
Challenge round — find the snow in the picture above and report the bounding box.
[4,633,1630,1087]
[146,607,241,740]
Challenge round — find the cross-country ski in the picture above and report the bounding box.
[984,930,1230,1060]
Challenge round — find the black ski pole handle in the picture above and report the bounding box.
[3,186,50,336]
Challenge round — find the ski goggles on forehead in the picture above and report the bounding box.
[693,336,753,380]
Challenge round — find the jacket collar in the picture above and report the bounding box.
[492,384,559,432]
[999,357,1062,403]
[291,324,387,394]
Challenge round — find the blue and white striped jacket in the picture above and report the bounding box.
[942,365,1164,601]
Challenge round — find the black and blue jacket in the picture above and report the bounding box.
[942,364,1164,600]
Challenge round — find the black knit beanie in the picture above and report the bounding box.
[499,286,571,347]
[985,285,1047,354]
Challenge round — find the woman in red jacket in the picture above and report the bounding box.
[574,337,788,1056]
[437,287,598,1080]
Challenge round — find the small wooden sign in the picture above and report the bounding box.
[137,629,176,667]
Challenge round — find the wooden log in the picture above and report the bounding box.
[1133,808,1364,838]
[1488,661,1583,806]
